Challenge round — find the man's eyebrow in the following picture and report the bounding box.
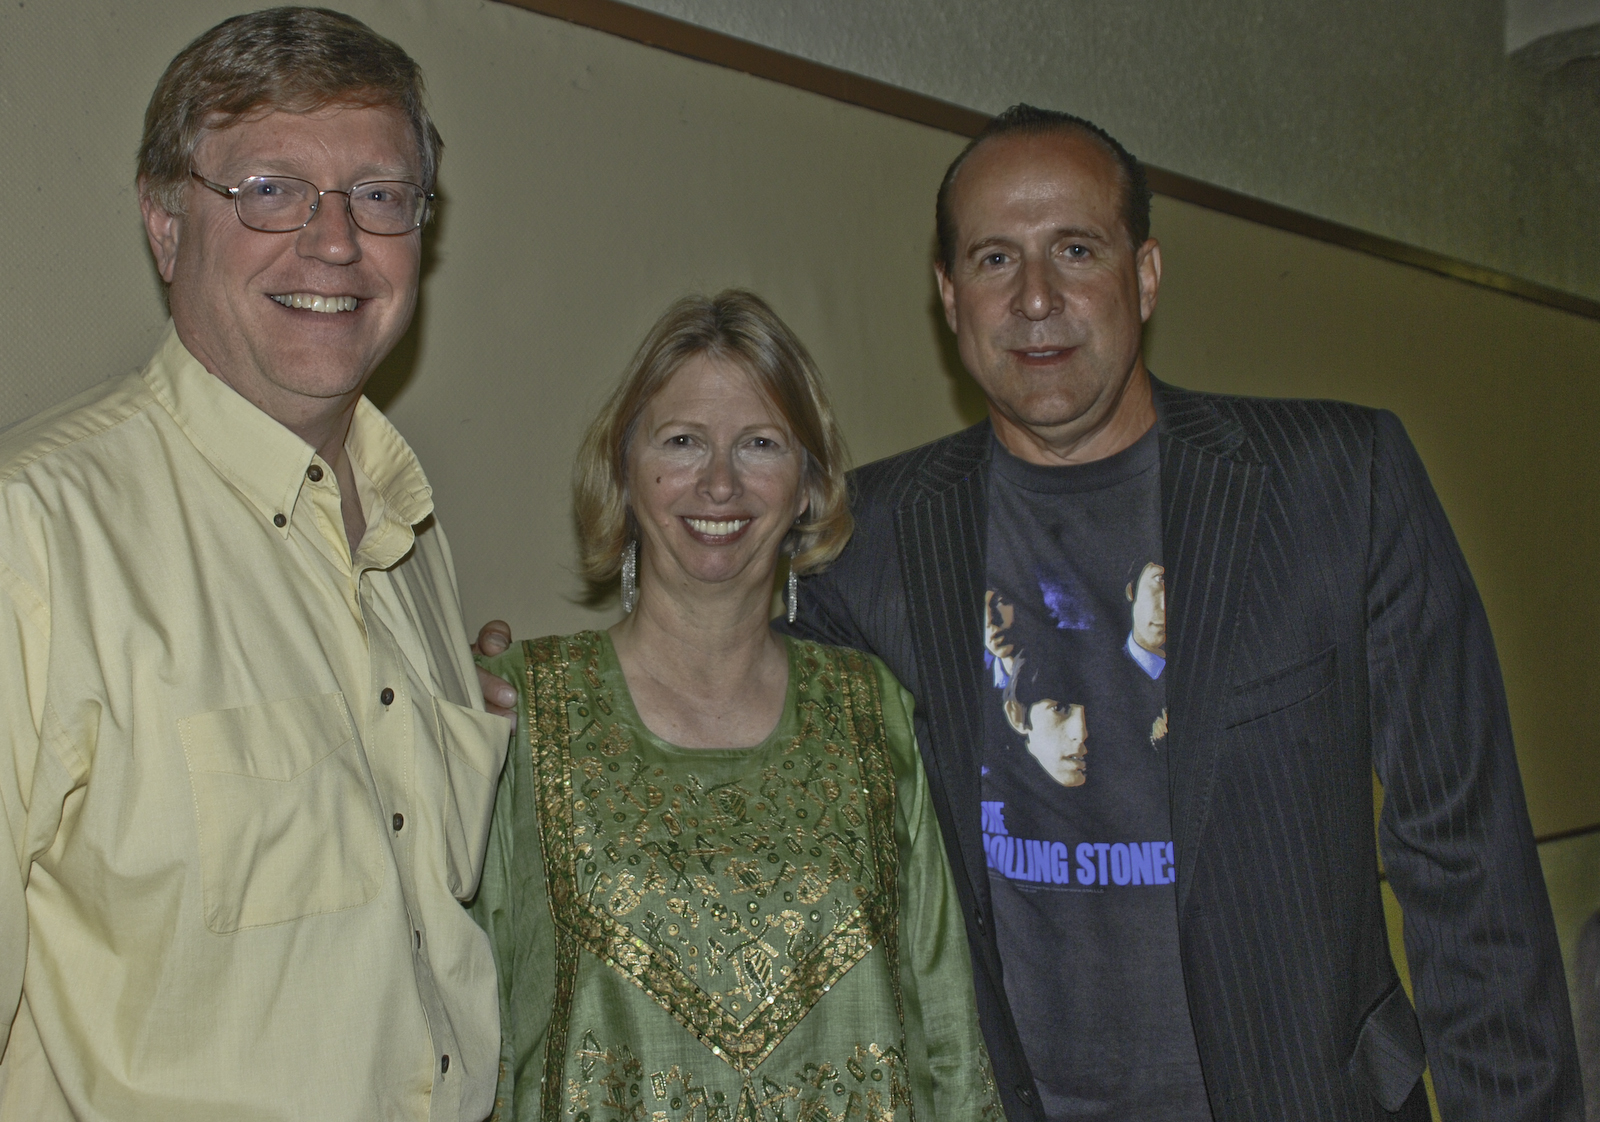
[965,226,1112,257]
[1052,226,1112,243]
[966,235,1018,255]
[225,159,420,182]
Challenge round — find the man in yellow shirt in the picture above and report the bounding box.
[0,10,509,1120]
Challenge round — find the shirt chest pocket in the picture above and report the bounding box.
[179,693,386,933]
[430,696,509,898]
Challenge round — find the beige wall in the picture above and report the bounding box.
[3,0,1594,954]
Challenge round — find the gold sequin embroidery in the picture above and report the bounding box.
[526,633,903,1080]
[569,1033,909,1122]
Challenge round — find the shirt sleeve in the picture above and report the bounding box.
[876,659,1005,1121]
[0,557,49,1059]
[467,646,555,1122]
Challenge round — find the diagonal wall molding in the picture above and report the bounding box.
[495,0,1600,322]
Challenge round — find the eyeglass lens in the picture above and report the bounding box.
[234,177,426,234]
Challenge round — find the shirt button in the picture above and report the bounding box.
[272,513,286,528]
[441,1054,450,1074]
[973,908,985,933]
[380,687,395,705]
[1015,1085,1034,1104]
[393,812,404,832]
[307,464,324,482]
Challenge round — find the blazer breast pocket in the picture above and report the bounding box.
[432,696,510,898]
[1225,646,1337,729]
[179,692,385,933]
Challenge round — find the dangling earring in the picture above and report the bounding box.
[621,539,638,613]
[785,554,799,624]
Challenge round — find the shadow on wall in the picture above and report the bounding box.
[367,194,447,411]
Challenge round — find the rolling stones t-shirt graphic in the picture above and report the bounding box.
[982,428,1210,1121]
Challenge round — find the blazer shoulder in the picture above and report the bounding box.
[1156,379,1391,468]
[847,420,990,514]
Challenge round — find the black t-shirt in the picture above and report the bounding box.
[981,427,1211,1120]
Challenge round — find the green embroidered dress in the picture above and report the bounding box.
[471,632,1001,1122]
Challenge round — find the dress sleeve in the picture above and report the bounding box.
[875,658,1005,1121]
[468,647,556,1122]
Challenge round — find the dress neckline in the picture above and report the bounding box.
[590,628,803,757]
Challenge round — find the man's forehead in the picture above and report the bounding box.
[195,103,419,176]
[950,131,1122,230]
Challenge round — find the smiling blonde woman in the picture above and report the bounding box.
[471,290,1002,1121]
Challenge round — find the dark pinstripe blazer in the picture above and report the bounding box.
[784,380,1580,1122]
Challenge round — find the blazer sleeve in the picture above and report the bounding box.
[1365,410,1582,1120]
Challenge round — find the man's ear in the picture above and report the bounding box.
[1136,238,1162,323]
[935,263,960,335]
[1004,697,1029,736]
[139,182,182,284]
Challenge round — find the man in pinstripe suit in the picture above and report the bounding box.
[780,105,1581,1121]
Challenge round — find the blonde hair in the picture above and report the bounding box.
[574,290,852,590]
[137,7,442,216]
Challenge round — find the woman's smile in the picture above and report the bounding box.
[681,516,752,542]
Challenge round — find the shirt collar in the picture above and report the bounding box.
[1125,630,1166,680]
[141,321,434,546]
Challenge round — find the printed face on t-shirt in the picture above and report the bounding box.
[1127,562,1166,657]
[1010,698,1088,787]
[985,589,1019,667]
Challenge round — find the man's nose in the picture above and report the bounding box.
[1014,257,1062,321]
[296,191,362,265]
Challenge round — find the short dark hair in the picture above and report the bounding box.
[1124,558,1160,598]
[935,104,1151,271]
[1004,652,1072,723]
[138,7,443,216]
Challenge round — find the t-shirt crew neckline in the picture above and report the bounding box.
[989,422,1160,495]
[594,629,802,758]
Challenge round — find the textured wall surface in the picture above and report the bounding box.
[620,0,1600,305]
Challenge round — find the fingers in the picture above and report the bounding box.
[478,664,518,724]
[472,619,513,658]
[471,620,516,726]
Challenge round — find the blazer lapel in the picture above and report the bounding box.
[1155,381,1267,916]
[895,422,993,905]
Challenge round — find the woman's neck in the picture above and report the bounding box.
[608,565,789,749]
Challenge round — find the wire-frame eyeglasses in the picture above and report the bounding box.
[190,171,433,235]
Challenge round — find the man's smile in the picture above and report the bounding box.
[269,292,360,313]
[1011,346,1076,363]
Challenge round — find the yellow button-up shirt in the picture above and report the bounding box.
[0,325,510,1121]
